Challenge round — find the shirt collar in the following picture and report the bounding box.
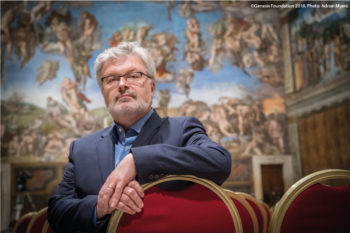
[113,108,154,136]
[129,108,154,134]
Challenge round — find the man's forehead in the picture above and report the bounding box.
[102,56,145,74]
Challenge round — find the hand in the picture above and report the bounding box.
[96,153,137,218]
[116,180,144,214]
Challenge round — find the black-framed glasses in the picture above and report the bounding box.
[101,72,152,87]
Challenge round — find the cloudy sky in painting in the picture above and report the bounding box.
[2,1,275,110]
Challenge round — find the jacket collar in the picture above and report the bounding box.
[97,111,163,182]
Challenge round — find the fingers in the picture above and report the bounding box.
[116,181,144,214]
[109,182,123,209]
[128,180,145,198]
[111,182,144,211]
[96,182,115,219]
[117,193,141,214]
[124,185,144,209]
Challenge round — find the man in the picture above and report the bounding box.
[47,42,231,233]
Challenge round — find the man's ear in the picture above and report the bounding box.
[150,80,156,98]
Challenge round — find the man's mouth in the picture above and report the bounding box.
[115,92,135,102]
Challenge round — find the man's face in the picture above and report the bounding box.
[100,55,155,122]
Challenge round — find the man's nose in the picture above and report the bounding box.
[118,77,128,89]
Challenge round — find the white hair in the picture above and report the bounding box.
[94,41,156,87]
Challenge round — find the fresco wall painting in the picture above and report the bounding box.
[1,1,291,195]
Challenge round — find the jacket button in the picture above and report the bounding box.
[154,174,160,179]
[149,174,154,180]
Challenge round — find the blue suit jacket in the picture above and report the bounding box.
[48,111,231,233]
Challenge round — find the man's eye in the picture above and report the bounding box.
[109,77,119,83]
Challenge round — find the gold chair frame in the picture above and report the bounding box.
[269,169,350,233]
[235,192,268,233]
[107,175,243,233]
[224,189,259,233]
[26,207,48,233]
[13,211,37,233]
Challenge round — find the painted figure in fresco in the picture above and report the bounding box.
[241,19,262,49]
[1,4,20,60]
[121,27,136,42]
[136,25,153,46]
[148,32,177,81]
[75,108,97,134]
[210,104,236,138]
[178,1,192,18]
[224,14,243,55]
[30,1,52,23]
[46,97,77,131]
[44,131,66,158]
[36,59,59,86]
[208,19,226,71]
[157,89,171,116]
[48,42,231,233]
[266,113,285,153]
[186,17,200,51]
[70,45,93,89]
[252,66,283,87]
[242,123,265,156]
[18,131,40,157]
[13,12,36,68]
[8,136,21,157]
[184,17,207,71]
[176,68,194,97]
[60,78,90,117]
[79,11,98,47]
[110,31,123,47]
[50,14,74,58]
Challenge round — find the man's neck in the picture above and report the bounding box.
[114,108,152,130]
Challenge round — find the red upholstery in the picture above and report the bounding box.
[116,183,236,233]
[261,203,271,231]
[281,183,350,233]
[42,220,54,233]
[230,198,255,233]
[245,199,264,233]
[14,215,33,233]
[28,211,47,233]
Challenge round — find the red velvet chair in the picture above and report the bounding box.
[270,169,350,233]
[224,189,259,233]
[13,211,36,233]
[26,207,49,233]
[236,192,269,233]
[107,175,243,233]
[42,220,54,233]
[259,201,271,232]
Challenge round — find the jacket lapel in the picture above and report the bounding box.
[96,127,115,183]
[133,111,163,147]
[96,111,162,183]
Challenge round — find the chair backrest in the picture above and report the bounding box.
[26,207,48,233]
[13,212,37,233]
[259,201,271,232]
[41,219,53,233]
[270,169,350,233]
[107,175,243,233]
[236,192,269,233]
[224,189,259,233]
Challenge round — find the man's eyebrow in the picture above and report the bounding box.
[101,69,138,78]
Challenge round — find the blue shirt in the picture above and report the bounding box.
[94,109,153,223]
[112,108,154,167]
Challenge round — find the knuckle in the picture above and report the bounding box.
[126,188,135,196]
[117,202,125,209]
[121,193,128,202]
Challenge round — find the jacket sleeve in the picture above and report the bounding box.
[47,141,106,233]
[131,117,231,185]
